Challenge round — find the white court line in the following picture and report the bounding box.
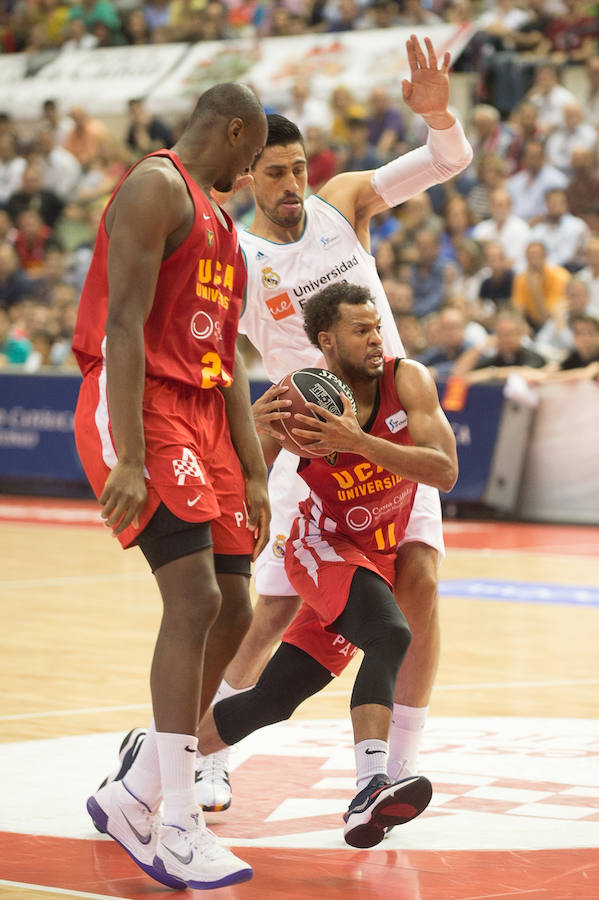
[321,677,599,698]
[0,881,131,900]
[3,572,151,589]
[4,678,599,721]
[0,703,151,722]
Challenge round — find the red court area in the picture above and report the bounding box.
[2,832,598,900]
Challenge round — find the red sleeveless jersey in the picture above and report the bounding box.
[296,358,418,556]
[72,150,246,389]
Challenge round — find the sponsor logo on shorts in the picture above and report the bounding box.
[385,409,408,433]
[272,533,287,558]
[266,292,295,321]
[261,266,280,289]
[172,448,206,486]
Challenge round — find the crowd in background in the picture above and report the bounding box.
[1,0,599,385]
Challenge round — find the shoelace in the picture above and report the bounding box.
[198,748,230,782]
[173,825,236,861]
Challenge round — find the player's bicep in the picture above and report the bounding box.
[318,171,389,226]
[107,171,183,325]
[399,361,456,455]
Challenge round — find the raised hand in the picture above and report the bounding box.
[402,34,451,121]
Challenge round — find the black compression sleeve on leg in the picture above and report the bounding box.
[331,567,412,711]
[213,642,333,746]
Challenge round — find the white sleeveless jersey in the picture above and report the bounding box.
[238,194,405,383]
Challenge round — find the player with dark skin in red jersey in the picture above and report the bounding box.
[196,281,458,849]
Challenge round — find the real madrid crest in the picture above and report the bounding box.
[261,266,281,289]
[271,533,287,558]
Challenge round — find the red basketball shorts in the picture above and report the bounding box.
[74,366,255,555]
[282,515,397,675]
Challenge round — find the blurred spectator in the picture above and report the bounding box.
[461,309,547,381]
[363,0,401,30]
[409,228,451,318]
[418,305,479,377]
[438,194,474,263]
[577,235,599,316]
[144,0,172,32]
[0,209,17,245]
[375,239,402,281]
[340,115,383,172]
[534,277,594,360]
[0,242,35,310]
[583,56,599,128]
[33,242,69,306]
[507,140,568,225]
[13,210,54,277]
[369,208,401,253]
[507,101,543,173]
[6,161,64,229]
[446,237,486,308]
[559,313,599,371]
[63,106,110,168]
[544,0,597,66]
[525,64,577,135]
[544,102,597,175]
[327,0,364,32]
[122,7,151,45]
[565,147,599,233]
[383,279,415,319]
[61,11,99,50]
[73,134,129,206]
[469,104,517,169]
[68,1,121,33]
[394,310,427,359]
[366,87,406,161]
[125,98,173,159]
[0,133,26,206]
[396,192,443,251]
[399,0,441,25]
[23,328,55,371]
[511,240,570,331]
[466,152,505,224]
[34,126,82,202]
[472,186,530,271]
[283,76,332,135]
[0,305,31,366]
[329,85,366,147]
[304,124,338,193]
[530,188,589,270]
[40,99,72,144]
[478,241,515,313]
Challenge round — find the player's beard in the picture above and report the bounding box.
[268,195,304,228]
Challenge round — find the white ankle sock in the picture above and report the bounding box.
[213,677,253,703]
[387,704,428,781]
[122,720,162,811]
[354,739,388,791]
[156,731,203,828]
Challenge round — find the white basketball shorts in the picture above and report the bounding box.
[253,448,446,597]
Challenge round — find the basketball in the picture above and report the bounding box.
[273,367,357,458]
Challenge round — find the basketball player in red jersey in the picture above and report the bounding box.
[72,83,269,890]
[196,281,458,849]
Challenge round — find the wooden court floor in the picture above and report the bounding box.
[1,497,598,900]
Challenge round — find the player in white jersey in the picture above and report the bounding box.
[192,35,473,811]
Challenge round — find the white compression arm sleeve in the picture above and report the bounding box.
[371,119,473,208]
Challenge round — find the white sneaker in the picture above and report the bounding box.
[195,749,232,811]
[153,818,253,889]
[87,780,185,890]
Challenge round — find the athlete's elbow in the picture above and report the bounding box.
[436,458,458,493]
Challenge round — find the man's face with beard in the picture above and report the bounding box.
[251,142,308,231]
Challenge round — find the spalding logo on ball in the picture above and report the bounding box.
[274,367,357,458]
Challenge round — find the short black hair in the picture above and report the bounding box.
[303,283,374,348]
[252,113,304,167]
